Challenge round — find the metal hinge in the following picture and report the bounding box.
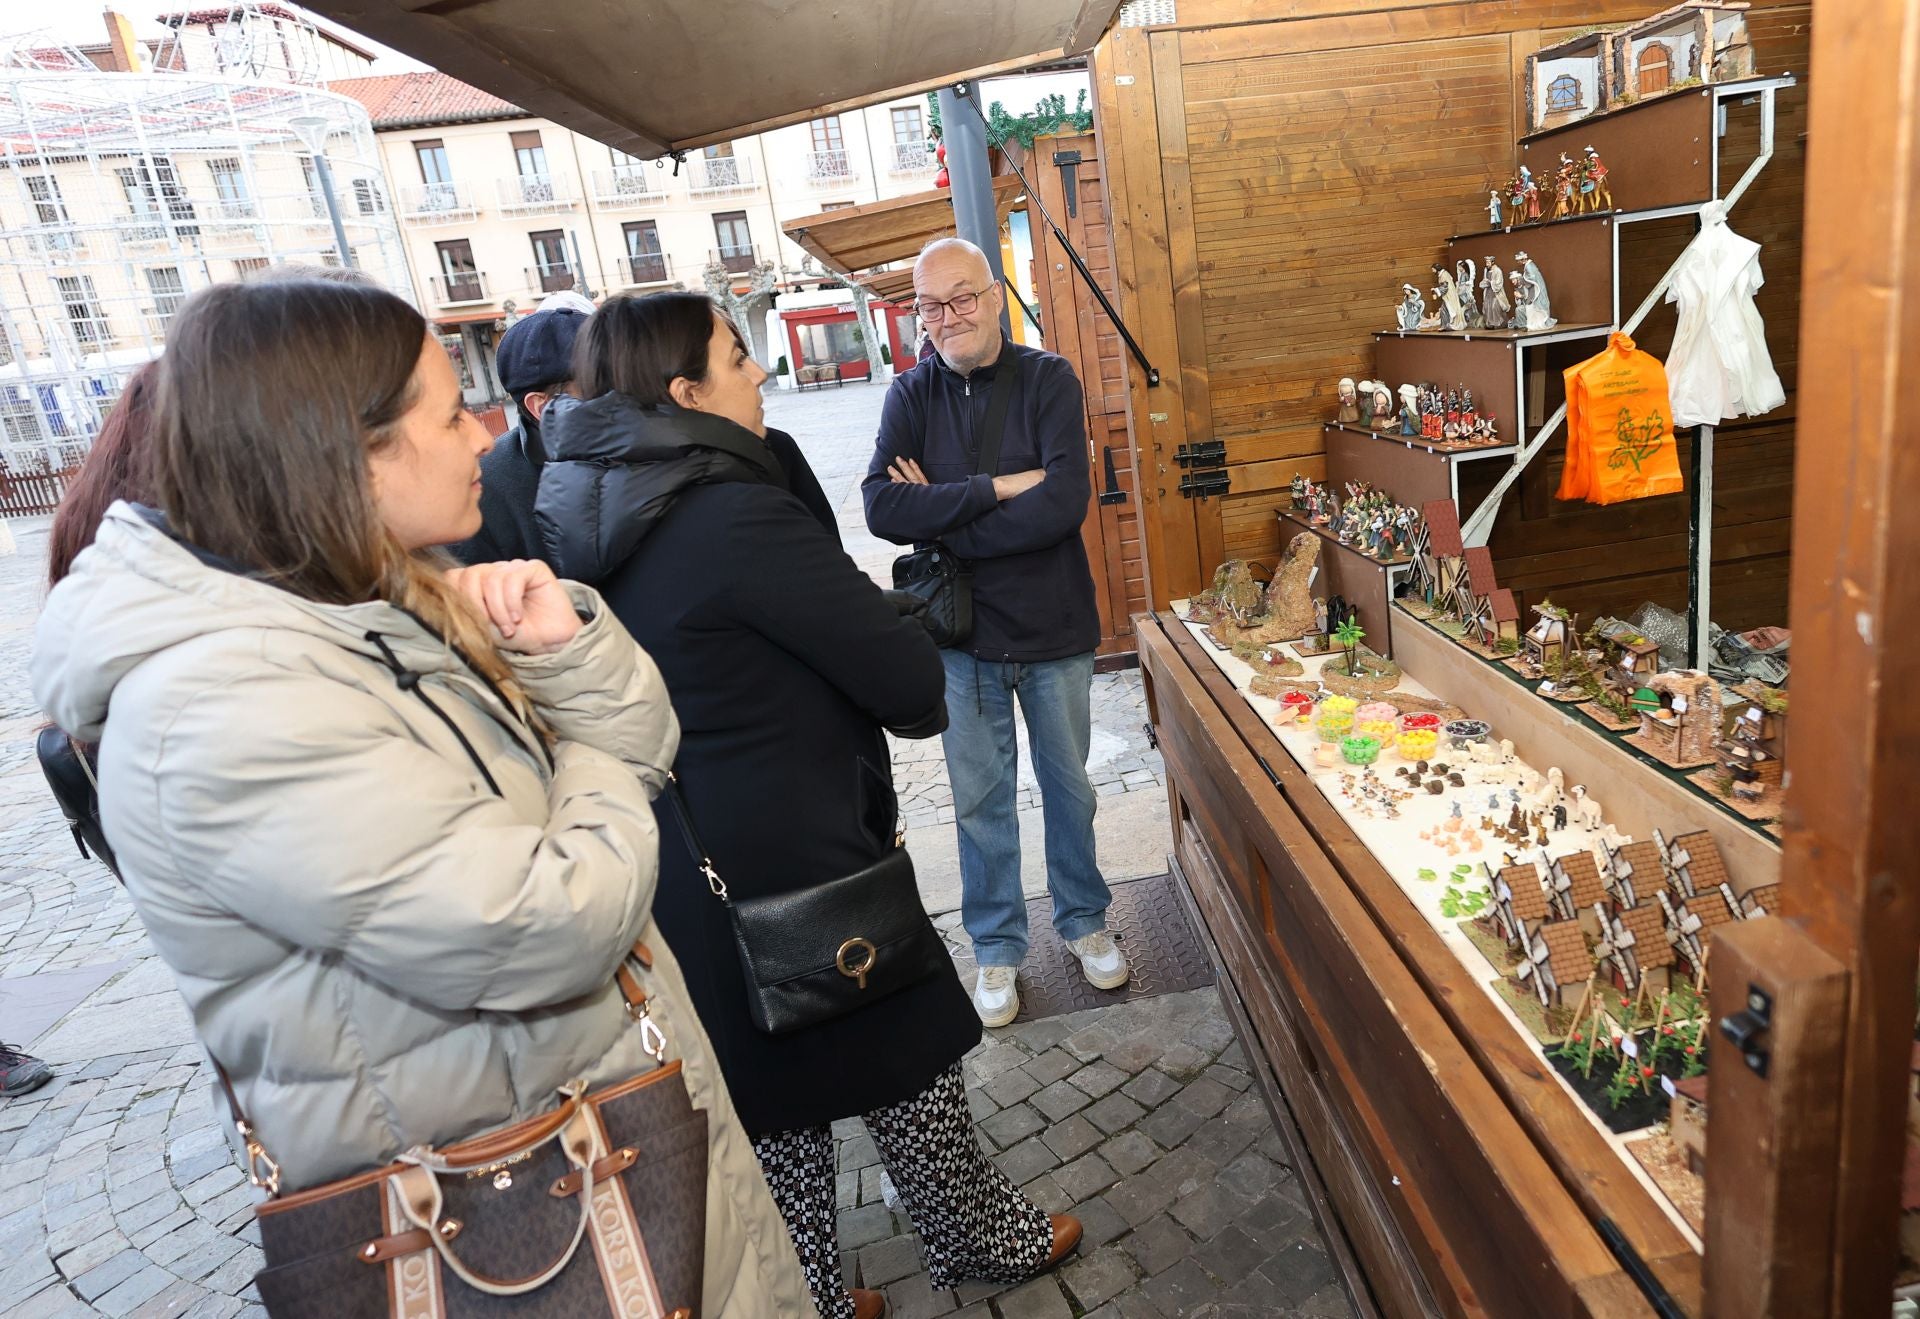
[1173,440,1226,469]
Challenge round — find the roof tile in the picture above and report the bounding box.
[327,72,523,129]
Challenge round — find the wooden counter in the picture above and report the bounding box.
[1139,612,1697,1318]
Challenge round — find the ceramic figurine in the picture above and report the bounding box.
[1398,382,1420,436]
[1523,170,1543,224]
[1460,386,1477,433]
[1455,258,1482,329]
[1370,381,1394,428]
[1432,264,1464,331]
[1397,283,1426,333]
[1507,172,1528,223]
[1581,145,1612,212]
[1337,376,1360,424]
[1422,384,1444,439]
[1551,152,1578,221]
[1480,257,1511,330]
[1515,251,1555,330]
[1488,188,1504,229]
[1553,803,1568,831]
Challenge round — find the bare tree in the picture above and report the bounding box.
[820,269,888,380]
[704,259,778,370]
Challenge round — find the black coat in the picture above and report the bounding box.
[537,392,980,1135]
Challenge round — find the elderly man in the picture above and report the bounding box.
[862,238,1127,1027]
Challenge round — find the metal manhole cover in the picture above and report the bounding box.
[948,872,1214,1023]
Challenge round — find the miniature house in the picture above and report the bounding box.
[1597,901,1677,995]
[1526,603,1575,672]
[1739,882,1781,919]
[1548,851,1608,935]
[1603,838,1666,910]
[1518,918,1595,1010]
[1526,30,1613,133]
[1671,1074,1710,1175]
[1451,546,1497,629]
[1658,886,1738,982]
[1490,860,1552,950]
[1478,588,1522,648]
[1609,636,1663,692]
[1418,499,1466,607]
[1661,829,1738,908]
[1609,1,1754,100]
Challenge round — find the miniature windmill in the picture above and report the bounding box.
[1412,499,1466,607]
[1592,900,1677,997]
[1738,882,1782,919]
[1658,884,1738,985]
[1547,849,1607,937]
[1451,546,1498,632]
[1603,838,1666,912]
[1488,859,1551,952]
[1515,918,1596,1009]
[1658,829,1741,914]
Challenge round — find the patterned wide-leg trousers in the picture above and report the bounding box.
[751,1062,1055,1318]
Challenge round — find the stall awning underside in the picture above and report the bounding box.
[306,0,1123,157]
[784,175,1025,282]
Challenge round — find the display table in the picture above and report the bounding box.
[1138,607,1777,1317]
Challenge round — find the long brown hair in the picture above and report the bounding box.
[48,361,158,588]
[573,291,741,404]
[151,280,521,697]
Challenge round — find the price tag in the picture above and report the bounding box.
[1620,1036,1639,1058]
[1661,1076,1678,1098]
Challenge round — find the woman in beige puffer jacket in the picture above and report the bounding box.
[29,279,815,1318]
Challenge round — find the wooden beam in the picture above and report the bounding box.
[1703,919,1848,1319]
[1770,0,1920,1311]
[783,177,1025,276]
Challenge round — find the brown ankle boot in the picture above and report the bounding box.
[850,1286,887,1319]
[1045,1213,1083,1267]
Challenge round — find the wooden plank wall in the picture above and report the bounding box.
[1092,0,1806,629]
[1021,133,1151,654]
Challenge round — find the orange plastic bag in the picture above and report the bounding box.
[1558,332,1684,505]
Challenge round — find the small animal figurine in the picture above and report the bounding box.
[1570,784,1605,832]
[1552,803,1568,831]
[1451,801,1464,820]
[1488,188,1504,229]
[1498,738,1515,763]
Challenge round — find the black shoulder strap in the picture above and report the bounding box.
[973,352,1019,477]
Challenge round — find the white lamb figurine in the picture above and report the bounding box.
[1569,784,1604,832]
[1530,766,1565,812]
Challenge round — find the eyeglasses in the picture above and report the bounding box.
[913,286,991,323]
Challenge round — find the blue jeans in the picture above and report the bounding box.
[940,650,1110,967]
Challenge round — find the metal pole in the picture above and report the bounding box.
[1689,424,1714,667]
[308,149,357,269]
[936,82,1011,337]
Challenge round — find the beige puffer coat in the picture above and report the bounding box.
[31,504,815,1319]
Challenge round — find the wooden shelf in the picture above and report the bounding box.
[1373,322,1609,345]
[1322,421,1514,460]
[1277,508,1412,567]
[1515,73,1793,147]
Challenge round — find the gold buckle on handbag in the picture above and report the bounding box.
[836,937,878,990]
[237,1118,282,1196]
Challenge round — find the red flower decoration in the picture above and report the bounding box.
[1661,1025,1675,1036]
[1684,1045,1696,1055]
[1570,1032,1583,1042]
[1611,1036,1623,1047]
[1641,1065,1655,1078]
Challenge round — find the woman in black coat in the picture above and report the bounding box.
[536,293,1079,1319]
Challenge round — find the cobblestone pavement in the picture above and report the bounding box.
[0,377,1280,1318]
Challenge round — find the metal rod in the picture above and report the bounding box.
[1690,424,1715,667]
[1597,1217,1688,1319]
[955,92,1160,387]
[308,149,357,269]
[935,83,1011,338]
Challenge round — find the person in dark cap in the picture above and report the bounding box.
[444,306,587,564]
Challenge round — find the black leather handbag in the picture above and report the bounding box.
[662,779,949,1036]
[889,354,1019,649]
[35,726,118,876]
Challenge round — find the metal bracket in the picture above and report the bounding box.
[1173,440,1226,469]
[1099,444,1128,505]
[1052,149,1083,219]
[1718,983,1775,1078]
[1178,469,1230,499]
[1142,721,1158,750]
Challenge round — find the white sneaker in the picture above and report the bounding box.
[1068,929,1130,990]
[973,966,1020,1028]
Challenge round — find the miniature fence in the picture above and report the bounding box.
[0,469,71,517]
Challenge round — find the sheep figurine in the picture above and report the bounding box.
[1569,784,1605,832]
[1530,766,1565,812]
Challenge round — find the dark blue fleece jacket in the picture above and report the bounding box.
[861,342,1099,663]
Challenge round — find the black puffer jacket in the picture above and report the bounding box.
[536,393,979,1135]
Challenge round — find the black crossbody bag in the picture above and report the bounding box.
[661,778,950,1036]
[889,355,1019,648]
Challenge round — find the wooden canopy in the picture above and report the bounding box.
[784,176,1027,278]
[860,268,918,303]
[305,0,1123,157]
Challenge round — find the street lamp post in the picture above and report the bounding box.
[288,114,356,269]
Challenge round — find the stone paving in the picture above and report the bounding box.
[0,380,1339,1317]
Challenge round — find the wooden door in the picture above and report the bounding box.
[1022,133,1148,656]
[1638,42,1672,94]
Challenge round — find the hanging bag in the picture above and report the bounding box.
[889,355,1019,648]
[662,777,950,1036]
[236,941,706,1319]
[1558,332,1684,506]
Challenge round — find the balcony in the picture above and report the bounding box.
[887,142,934,175]
[429,271,490,305]
[690,155,756,195]
[496,173,577,215]
[619,253,672,285]
[709,245,761,275]
[804,149,857,185]
[401,182,479,223]
[212,196,259,220]
[591,166,666,208]
[526,262,577,294]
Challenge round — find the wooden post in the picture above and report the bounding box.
[1702,920,1848,1319]
[1708,0,1920,1312]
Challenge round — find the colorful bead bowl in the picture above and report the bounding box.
[1396,728,1440,761]
[1354,701,1400,726]
[1341,735,1382,765]
[1399,711,1444,733]
[1355,718,1397,744]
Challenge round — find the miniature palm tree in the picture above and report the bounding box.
[1333,616,1365,676]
